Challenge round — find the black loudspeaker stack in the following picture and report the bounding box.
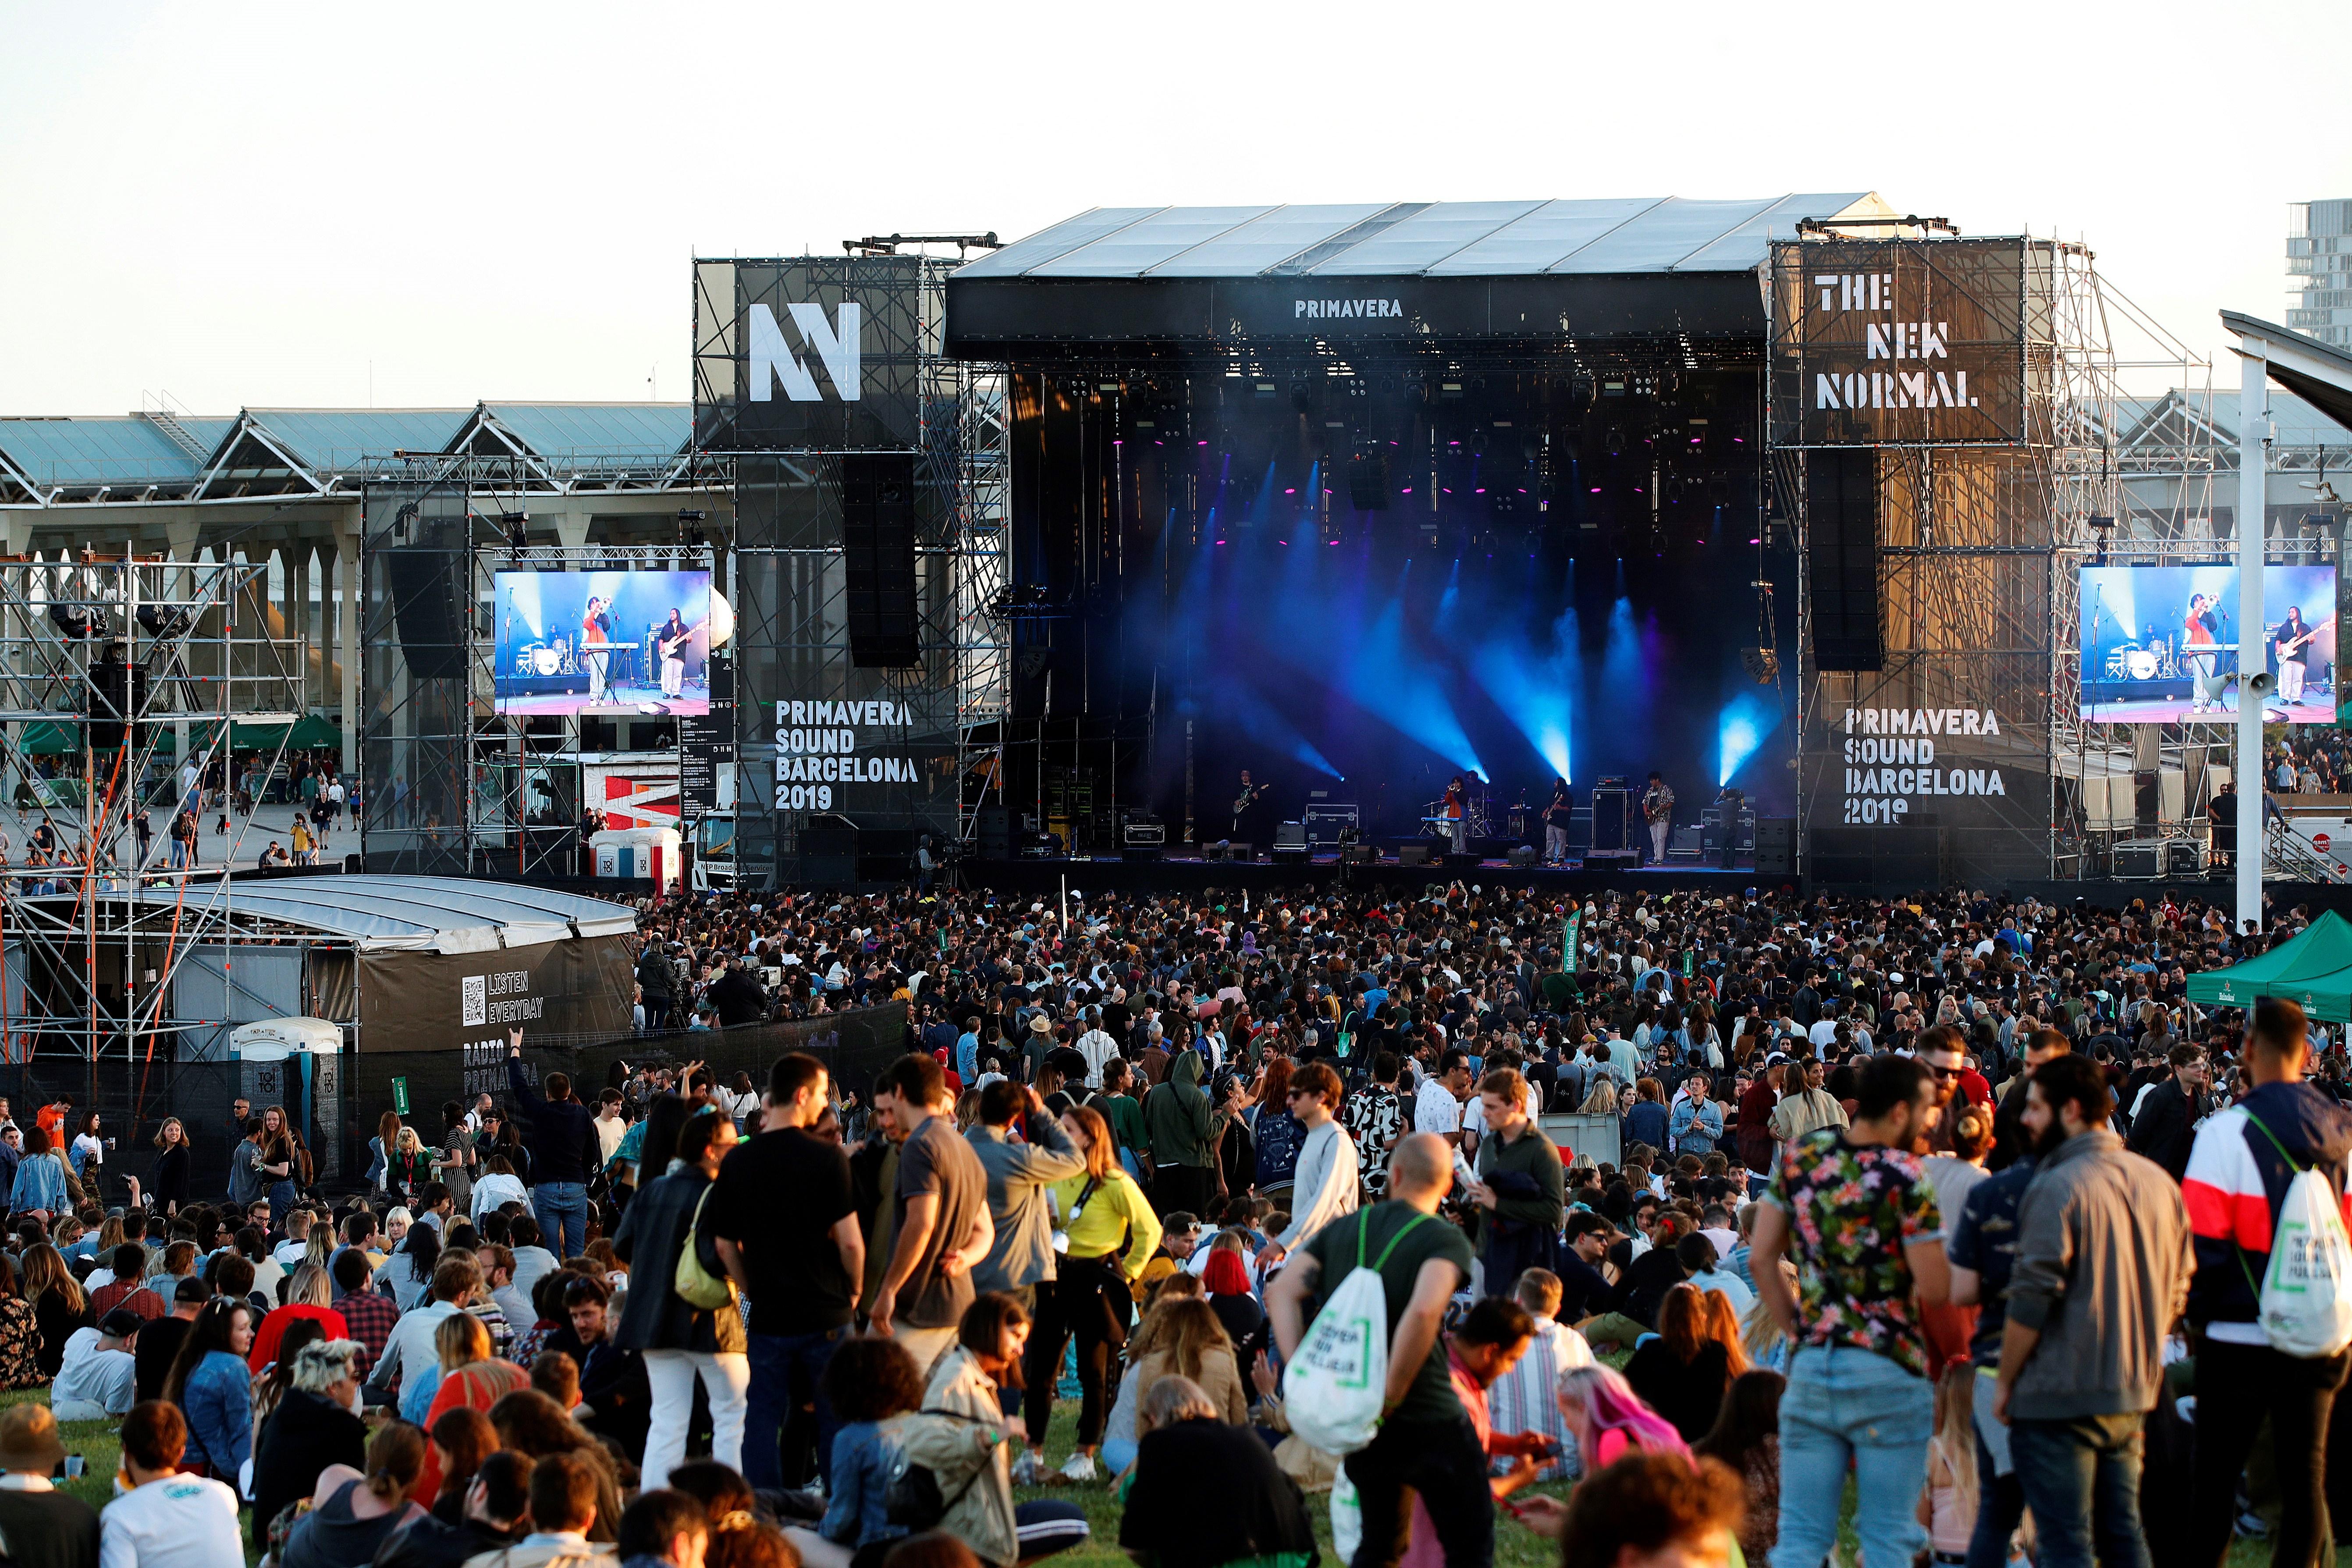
[1755,816,1797,877]
[976,806,1010,860]
[1806,448,1881,672]
[841,453,920,668]
[1347,453,1389,512]
[387,548,467,680]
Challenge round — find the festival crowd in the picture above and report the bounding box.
[0,876,2340,1568]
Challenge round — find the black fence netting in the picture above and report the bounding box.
[345,1003,911,1187]
[0,1005,910,1209]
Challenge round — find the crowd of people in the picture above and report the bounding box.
[0,875,2340,1568]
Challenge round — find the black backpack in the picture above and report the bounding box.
[883,1410,991,1531]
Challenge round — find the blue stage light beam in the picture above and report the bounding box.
[1718,690,1782,785]
[1341,598,1487,779]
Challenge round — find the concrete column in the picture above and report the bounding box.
[291,546,312,712]
[339,527,361,777]
[551,507,593,551]
[2238,348,2269,932]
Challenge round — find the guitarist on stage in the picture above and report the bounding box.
[2274,605,2327,709]
[656,608,692,700]
[1231,769,1269,844]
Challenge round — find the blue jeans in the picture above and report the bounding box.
[267,1180,297,1215]
[2007,1414,2149,1568]
[745,1326,848,1490]
[533,1180,588,1261]
[1770,1345,1932,1568]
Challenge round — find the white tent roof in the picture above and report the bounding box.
[29,875,637,954]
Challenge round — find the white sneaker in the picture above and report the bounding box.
[1057,1452,1098,1484]
[1010,1450,1041,1487]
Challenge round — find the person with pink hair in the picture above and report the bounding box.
[1512,1363,1689,1536]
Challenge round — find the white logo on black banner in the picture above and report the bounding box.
[747,302,862,402]
[462,974,487,1028]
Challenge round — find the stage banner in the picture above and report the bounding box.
[679,648,736,816]
[693,256,938,455]
[355,936,638,1083]
[771,698,956,817]
[1801,696,2049,884]
[1767,238,2030,447]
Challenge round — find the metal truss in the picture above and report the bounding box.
[952,366,1010,842]
[0,557,306,1097]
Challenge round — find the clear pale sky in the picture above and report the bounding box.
[3,0,2344,415]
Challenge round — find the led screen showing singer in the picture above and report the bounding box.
[493,569,713,717]
[2078,562,2337,725]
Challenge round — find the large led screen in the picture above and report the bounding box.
[2079,563,2337,724]
[494,569,714,717]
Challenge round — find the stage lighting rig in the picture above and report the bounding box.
[2087,512,2115,565]
[47,603,103,639]
[502,512,529,555]
[136,604,192,638]
[677,508,708,547]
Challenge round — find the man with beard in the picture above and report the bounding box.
[2182,999,2352,1568]
[1994,1054,2190,1568]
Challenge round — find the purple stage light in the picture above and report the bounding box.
[1284,488,1295,494]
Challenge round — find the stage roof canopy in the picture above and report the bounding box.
[945,194,1903,356]
[2224,311,2352,437]
[25,875,638,953]
[958,195,1894,280]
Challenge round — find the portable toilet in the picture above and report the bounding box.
[592,824,683,891]
[229,1017,345,1185]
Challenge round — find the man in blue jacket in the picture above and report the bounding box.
[506,1026,603,1260]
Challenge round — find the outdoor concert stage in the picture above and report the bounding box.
[943,197,1864,864]
[965,849,1764,902]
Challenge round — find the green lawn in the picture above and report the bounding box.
[0,1389,2279,1568]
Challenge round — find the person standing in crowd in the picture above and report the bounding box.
[1268,1133,1480,1568]
[1462,1066,1564,1291]
[1255,1061,1358,1267]
[1944,1118,2039,1568]
[1995,1053,2191,1568]
[1141,1048,1217,1220]
[1344,1052,1407,1200]
[2182,998,2351,1568]
[614,1104,749,1492]
[1751,1053,1949,1568]
[868,1053,994,1378]
[966,1081,1087,1310]
[2125,1042,2210,1185]
[710,1052,864,1491]
[505,1026,602,1260]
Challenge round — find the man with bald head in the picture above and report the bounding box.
[1270,1131,1485,1568]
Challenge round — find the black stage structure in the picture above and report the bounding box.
[945,198,1860,873]
[943,199,2107,887]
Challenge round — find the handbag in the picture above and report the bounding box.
[673,1182,734,1311]
[884,1410,993,1530]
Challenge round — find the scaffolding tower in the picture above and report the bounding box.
[0,555,307,1105]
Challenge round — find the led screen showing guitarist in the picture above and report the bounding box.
[2273,606,2334,709]
[654,608,708,703]
[490,567,711,717]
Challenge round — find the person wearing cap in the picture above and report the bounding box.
[101,1401,242,1568]
[0,1403,99,1567]
[51,1307,141,1420]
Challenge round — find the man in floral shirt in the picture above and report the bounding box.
[1343,1050,1406,1197]
[1752,1053,1950,1568]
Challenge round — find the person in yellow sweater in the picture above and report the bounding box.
[1020,1103,1161,1484]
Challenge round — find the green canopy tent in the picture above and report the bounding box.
[15,722,78,757]
[2185,909,2352,1022]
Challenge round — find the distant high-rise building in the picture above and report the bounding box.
[2289,200,2352,347]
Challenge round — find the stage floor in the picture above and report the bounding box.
[963,850,1766,899]
[493,682,708,718]
[2085,695,2338,724]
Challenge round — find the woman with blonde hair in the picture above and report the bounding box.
[135,1115,192,1214]
[277,1418,429,1568]
[386,1124,433,1205]
[1128,1295,1247,1440]
[414,1312,529,1501]
[1700,1286,1752,1378]
[19,1241,85,1378]
[1022,1100,1160,1485]
[1919,1362,1980,1562]
[1578,1076,1621,1116]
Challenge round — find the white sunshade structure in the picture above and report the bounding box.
[2221,313,2352,928]
[21,873,638,954]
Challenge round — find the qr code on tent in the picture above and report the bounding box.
[462,974,487,1027]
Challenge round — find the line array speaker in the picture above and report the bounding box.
[1806,448,1882,671]
[841,453,920,667]
[386,547,467,680]
[1347,452,1390,512]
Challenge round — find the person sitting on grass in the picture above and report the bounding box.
[1117,1375,1318,1568]
[783,1335,926,1568]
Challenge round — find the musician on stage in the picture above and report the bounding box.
[1641,770,1674,864]
[581,595,613,701]
[1443,775,1468,857]
[2185,591,2225,714]
[2275,605,2316,707]
[1542,775,1573,865]
[657,608,690,700]
[1231,769,1268,842]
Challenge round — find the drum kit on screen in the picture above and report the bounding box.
[2104,634,2180,682]
[511,636,641,682]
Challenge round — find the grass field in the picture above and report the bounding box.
[0,1390,2281,1568]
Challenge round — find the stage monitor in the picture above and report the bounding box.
[494,569,714,717]
[2078,562,2338,724]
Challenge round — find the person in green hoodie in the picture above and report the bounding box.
[1141,1047,1216,1219]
